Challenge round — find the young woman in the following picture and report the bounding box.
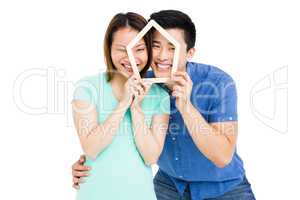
[72,12,170,200]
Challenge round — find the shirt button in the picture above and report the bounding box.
[172,137,176,141]
[179,175,183,179]
[175,157,179,161]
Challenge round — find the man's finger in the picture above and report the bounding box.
[185,73,192,83]
[72,159,89,171]
[73,184,80,190]
[174,72,192,84]
[74,164,91,171]
[79,155,86,163]
[171,76,186,86]
[172,90,184,98]
[79,178,85,183]
[72,170,90,177]
[173,85,184,93]
[73,177,80,184]
[73,177,85,184]
[173,72,188,81]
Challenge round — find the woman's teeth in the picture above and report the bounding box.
[124,64,131,69]
[122,64,134,73]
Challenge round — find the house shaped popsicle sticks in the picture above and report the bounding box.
[126,20,180,83]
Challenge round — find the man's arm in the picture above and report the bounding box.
[181,102,237,168]
[171,71,237,168]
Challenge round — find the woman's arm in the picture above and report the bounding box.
[130,105,169,166]
[72,100,128,160]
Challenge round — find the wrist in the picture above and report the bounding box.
[179,100,193,115]
[118,100,130,112]
[130,102,144,116]
[130,99,142,109]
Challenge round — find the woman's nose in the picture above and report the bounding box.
[123,57,141,65]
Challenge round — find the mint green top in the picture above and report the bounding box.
[73,73,170,200]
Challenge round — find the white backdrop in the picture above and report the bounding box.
[0,0,299,199]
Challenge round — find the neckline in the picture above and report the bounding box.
[106,77,132,115]
[105,77,119,105]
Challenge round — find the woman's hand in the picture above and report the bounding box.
[119,75,139,108]
[131,80,152,110]
[120,75,152,109]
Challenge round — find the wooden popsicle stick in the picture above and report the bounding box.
[142,77,169,83]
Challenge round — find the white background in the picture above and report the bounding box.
[0,0,299,199]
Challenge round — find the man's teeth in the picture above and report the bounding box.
[157,64,171,69]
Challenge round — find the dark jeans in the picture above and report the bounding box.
[153,170,256,200]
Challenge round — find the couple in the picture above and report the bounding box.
[72,10,256,200]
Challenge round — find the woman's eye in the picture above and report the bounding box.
[153,45,160,48]
[136,48,145,52]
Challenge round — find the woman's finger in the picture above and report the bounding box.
[136,84,145,95]
[129,75,140,83]
[131,82,144,96]
[141,81,151,91]
[130,85,139,97]
[136,82,144,92]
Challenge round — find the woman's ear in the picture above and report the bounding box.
[187,48,196,61]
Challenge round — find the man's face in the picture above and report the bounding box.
[151,28,195,78]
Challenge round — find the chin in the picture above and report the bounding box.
[153,68,171,78]
[117,70,131,78]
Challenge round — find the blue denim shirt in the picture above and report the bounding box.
[146,62,245,200]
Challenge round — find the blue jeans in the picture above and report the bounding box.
[153,170,256,200]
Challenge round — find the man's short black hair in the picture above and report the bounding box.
[150,10,196,51]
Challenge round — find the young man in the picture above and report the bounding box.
[71,10,256,200]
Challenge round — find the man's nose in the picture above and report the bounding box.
[158,48,169,61]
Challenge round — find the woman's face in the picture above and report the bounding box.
[111,27,148,78]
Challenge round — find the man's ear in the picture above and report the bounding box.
[187,48,196,60]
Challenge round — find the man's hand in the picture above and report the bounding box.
[71,155,91,189]
[171,71,193,113]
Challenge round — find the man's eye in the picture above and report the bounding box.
[153,45,160,48]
